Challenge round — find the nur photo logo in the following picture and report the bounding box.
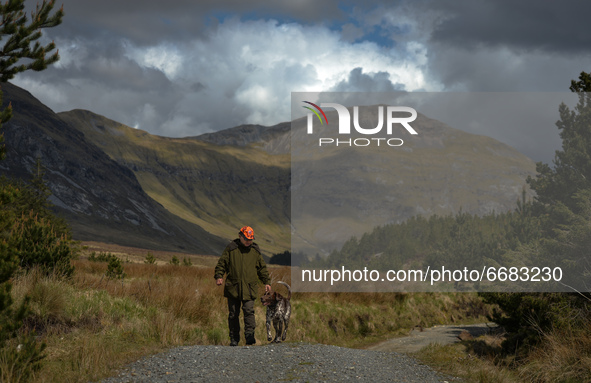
[302,101,419,147]
[302,101,328,126]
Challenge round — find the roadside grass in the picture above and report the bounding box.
[6,256,494,383]
[11,255,591,383]
[416,342,520,383]
[414,319,591,383]
[291,290,490,349]
[519,320,591,382]
[10,256,591,383]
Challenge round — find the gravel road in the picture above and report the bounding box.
[367,323,498,353]
[99,342,456,383]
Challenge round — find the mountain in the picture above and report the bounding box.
[56,110,291,256]
[0,83,537,257]
[289,106,537,255]
[194,122,291,154]
[0,82,225,255]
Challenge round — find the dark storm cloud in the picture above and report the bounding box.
[51,0,349,45]
[426,46,587,92]
[23,38,173,93]
[429,0,591,53]
[416,0,591,93]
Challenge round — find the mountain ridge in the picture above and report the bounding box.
[193,122,291,154]
[1,82,537,256]
[0,82,226,255]
[56,108,291,256]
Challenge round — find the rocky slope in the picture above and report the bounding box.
[0,82,225,254]
[57,110,291,255]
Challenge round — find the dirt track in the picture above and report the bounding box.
[366,323,498,353]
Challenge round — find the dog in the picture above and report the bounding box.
[260,281,291,343]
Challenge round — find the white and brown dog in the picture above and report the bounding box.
[260,281,291,343]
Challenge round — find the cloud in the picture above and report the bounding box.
[50,0,348,45]
[410,0,591,94]
[429,0,591,54]
[426,44,591,92]
[340,23,365,43]
[331,67,406,92]
[10,0,591,164]
[13,16,431,136]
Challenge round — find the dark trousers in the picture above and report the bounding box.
[227,297,256,342]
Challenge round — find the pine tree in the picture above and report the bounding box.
[527,71,591,210]
[0,1,64,380]
[144,252,156,264]
[106,256,125,280]
[525,71,591,280]
[0,0,63,160]
[481,72,591,356]
[170,255,180,266]
[0,0,63,81]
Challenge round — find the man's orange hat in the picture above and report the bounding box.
[239,226,255,240]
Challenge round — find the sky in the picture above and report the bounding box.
[10,0,591,164]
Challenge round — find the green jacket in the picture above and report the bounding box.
[214,239,271,301]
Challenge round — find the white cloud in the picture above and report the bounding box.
[125,43,184,80]
[12,15,440,136]
[165,18,432,131]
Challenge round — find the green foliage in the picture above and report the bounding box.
[88,252,126,279]
[182,257,192,267]
[0,1,64,380]
[0,274,23,345]
[479,72,591,357]
[527,71,591,211]
[169,255,180,266]
[144,252,156,264]
[0,163,75,277]
[0,181,46,383]
[521,72,591,286]
[206,328,223,344]
[10,212,74,277]
[106,256,125,280]
[312,207,540,277]
[0,334,46,383]
[484,190,591,355]
[0,0,63,82]
[0,182,19,275]
[480,292,589,358]
[540,189,591,284]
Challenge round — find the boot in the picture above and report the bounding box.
[245,333,256,346]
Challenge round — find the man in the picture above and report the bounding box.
[214,226,271,346]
